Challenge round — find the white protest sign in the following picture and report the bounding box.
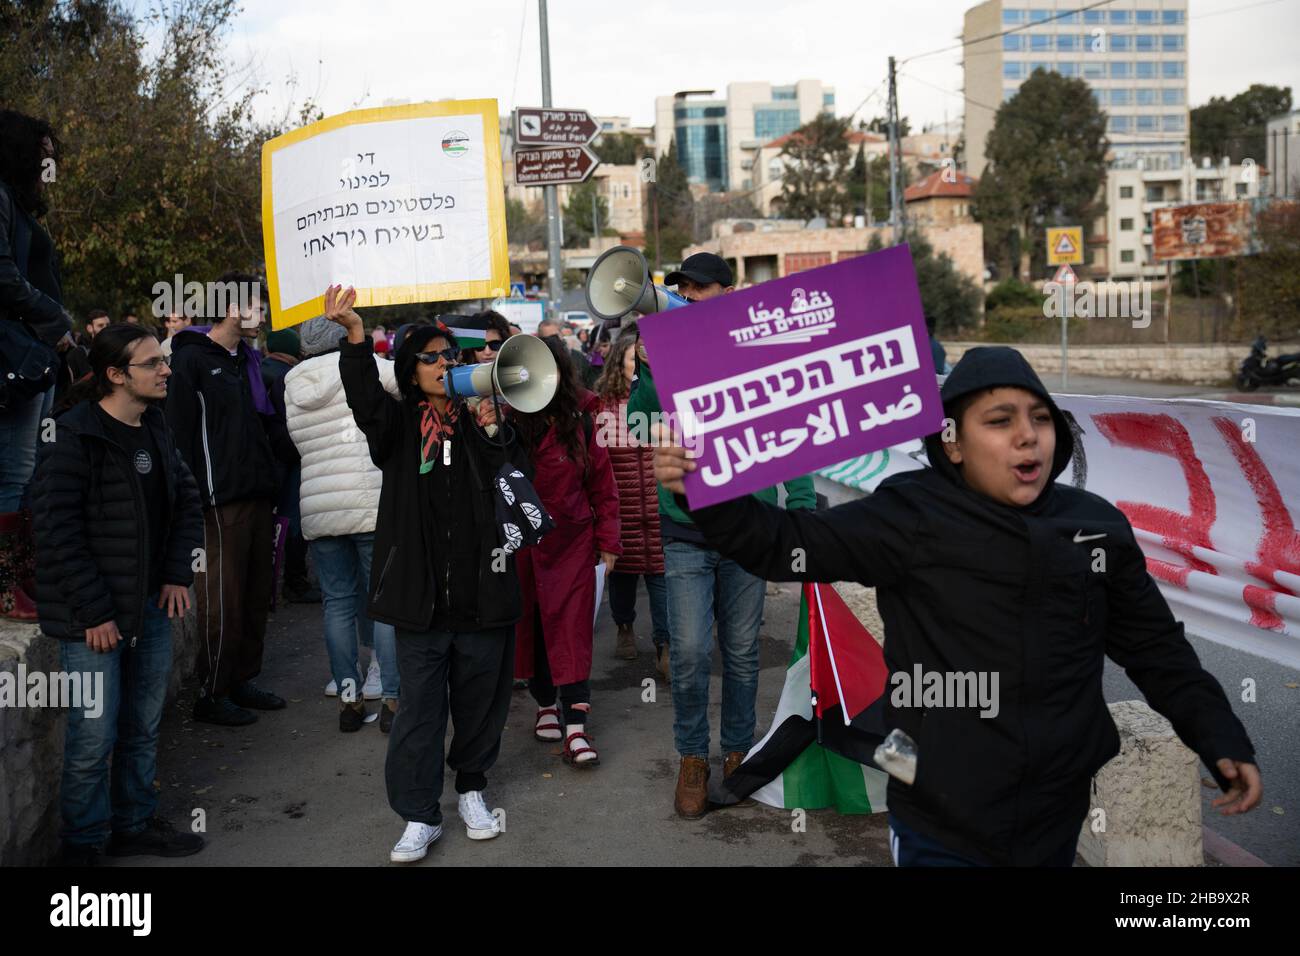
[262,100,510,329]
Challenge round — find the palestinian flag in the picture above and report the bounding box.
[710,583,890,814]
[445,325,486,349]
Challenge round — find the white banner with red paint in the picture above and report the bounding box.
[816,394,1300,669]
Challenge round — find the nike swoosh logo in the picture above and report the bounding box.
[1074,531,1107,543]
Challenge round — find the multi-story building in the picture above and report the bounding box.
[653,80,836,193]
[593,116,654,149]
[1265,110,1300,199]
[1101,159,1260,279]
[753,129,887,218]
[963,1,1190,178]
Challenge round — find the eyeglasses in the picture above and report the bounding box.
[483,339,504,353]
[125,358,168,372]
[415,348,460,365]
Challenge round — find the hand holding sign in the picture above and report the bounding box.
[651,423,695,497]
[638,245,943,508]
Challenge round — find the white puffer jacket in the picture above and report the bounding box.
[284,351,401,540]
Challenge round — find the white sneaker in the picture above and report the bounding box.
[390,821,441,863]
[362,659,382,700]
[324,679,338,697]
[458,791,501,841]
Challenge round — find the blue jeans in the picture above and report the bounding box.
[0,381,54,510]
[664,540,766,757]
[311,532,398,699]
[60,594,172,846]
[608,571,670,647]
[888,814,1079,867]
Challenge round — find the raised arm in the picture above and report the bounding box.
[325,284,403,465]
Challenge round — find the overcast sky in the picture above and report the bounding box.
[180,0,1298,133]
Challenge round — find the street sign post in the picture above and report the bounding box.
[513,144,600,186]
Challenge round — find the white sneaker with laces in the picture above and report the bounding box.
[390,821,441,863]
[457,791,501,841]
[324,679,338,697]
[362,659,382,700]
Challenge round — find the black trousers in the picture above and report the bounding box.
[385,626,514,826]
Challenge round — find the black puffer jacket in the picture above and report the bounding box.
[164,329,282,506]
[32,401,204,640]
[0,178,70,346]
[684,347,1255,866]
[338,338,531,633]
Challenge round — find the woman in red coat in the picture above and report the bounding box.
[594,327,669,678]
[513,336,621,767]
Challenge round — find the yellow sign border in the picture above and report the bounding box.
[261,99,509,329]
[1046,226,1084,266]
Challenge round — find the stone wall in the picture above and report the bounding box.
[946,342,1242,386]
[0,609,200,866]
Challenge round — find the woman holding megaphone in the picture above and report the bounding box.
[511,335,621,769]
[323,284,530,864]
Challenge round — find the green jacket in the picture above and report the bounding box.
[627,360,818,525]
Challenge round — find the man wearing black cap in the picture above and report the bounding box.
[628,251,817,819]
[664,252,735,304]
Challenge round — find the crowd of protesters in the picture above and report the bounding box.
[2,108,1263,869]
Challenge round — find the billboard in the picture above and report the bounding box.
[1152,202,1255,261]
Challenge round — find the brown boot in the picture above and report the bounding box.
[656,643,671,683]
[674,755,710,819]
[723,751,746,779]
[615,623,638,660]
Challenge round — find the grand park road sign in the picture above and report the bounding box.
[512,106,602,187]
[513,108,599,146]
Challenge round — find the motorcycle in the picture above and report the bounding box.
[1236,336,1300,391]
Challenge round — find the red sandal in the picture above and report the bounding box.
[534,706,562,741]
[563,730,599,768]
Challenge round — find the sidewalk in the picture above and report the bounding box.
[115,581,893,867]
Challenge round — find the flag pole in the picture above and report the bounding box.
[812,583,852,727]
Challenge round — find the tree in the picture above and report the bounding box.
[0,0,317,319]
[777,113,853,223]
[972,70,1107,280]
[644,139,693,266]
[562,179,609,248]
[505,197,545,247]
[593,131,645,166]
[1238,200,1300,339]
[904,228,982,334]
[1190,84,1292,166]
[865,115,912,138]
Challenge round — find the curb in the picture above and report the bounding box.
[1202,826,1270,867]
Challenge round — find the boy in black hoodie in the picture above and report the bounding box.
[653,346,1262,866]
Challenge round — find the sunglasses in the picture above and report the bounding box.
[415,348,460,365]
[482,339,504,353]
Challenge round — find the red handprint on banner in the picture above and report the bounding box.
[1093,412,1217,586]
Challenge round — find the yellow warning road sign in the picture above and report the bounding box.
[1047,226,1083,265]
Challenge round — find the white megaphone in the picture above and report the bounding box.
[585,245,690,321]
[444,334,559,434]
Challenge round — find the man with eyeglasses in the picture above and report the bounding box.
[32,323,205,864]
[165,272,291,726]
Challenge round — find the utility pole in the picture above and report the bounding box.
[592,191,600,245]
[887,55,904,245]
[539,0,562,317]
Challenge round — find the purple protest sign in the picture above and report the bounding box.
[638,244,943,508]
